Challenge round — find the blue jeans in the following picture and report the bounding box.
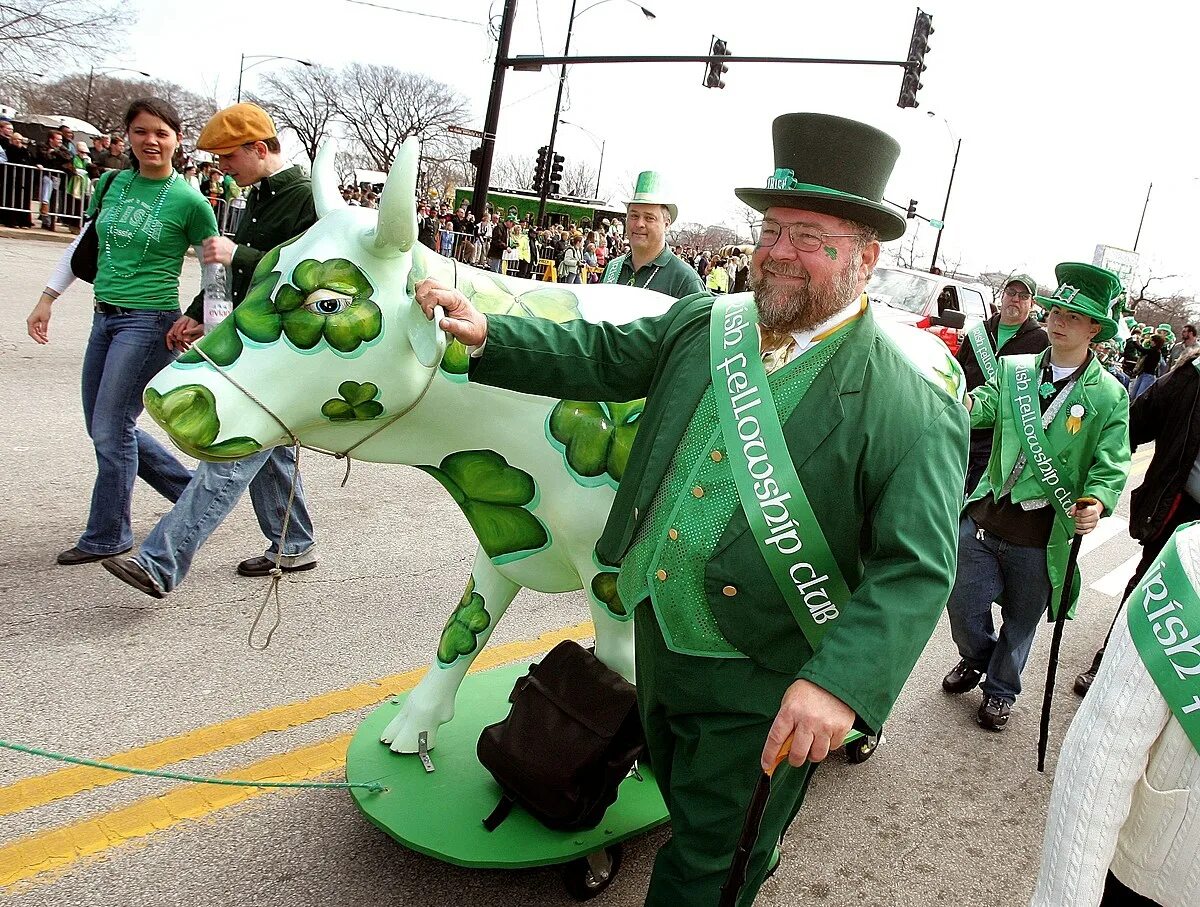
[1131,372,1156,400]
[78,309,193,555]
[135,446,316,592]
[946,516,1052,703]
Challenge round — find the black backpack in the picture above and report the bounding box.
[477,640,646,832]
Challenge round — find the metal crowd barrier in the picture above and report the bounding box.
[0,160,91,230]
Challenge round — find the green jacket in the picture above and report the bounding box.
[967,351,1131,617]
[185,165,316,318]
[471,294,969,733]
[604,245,705,299]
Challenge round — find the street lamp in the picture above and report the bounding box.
[536,0,655,224]
[237,54,313,103]
[85,66,152,123]
[926,110,962,274]
[558,118,606,199]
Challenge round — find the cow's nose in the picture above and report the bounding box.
[144,384,221,450]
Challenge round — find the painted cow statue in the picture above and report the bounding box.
[144,138,965,755]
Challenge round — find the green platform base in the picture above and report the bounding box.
[347,661,670,869]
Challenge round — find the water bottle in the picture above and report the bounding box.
[201,260,232,334]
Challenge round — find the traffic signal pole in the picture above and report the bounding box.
[470,0,519,221]
[534,0,578,227]
[929,137,960,273]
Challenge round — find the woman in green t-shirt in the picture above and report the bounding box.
[26,98,219,565]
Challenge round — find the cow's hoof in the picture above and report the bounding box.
[379,697,454,753]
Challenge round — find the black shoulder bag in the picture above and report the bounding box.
[71,170,121,284]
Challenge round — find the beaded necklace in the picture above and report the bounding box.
[104,171,177,277]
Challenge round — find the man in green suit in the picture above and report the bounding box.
[417,113,968,905]
[942,263,1131,732]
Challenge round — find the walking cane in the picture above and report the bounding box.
[719,737,795,907]
[1037,496,1097,773]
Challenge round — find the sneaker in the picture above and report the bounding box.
[1074,649,1104,697]
[942,658,984,694]
[977,696,1011,731]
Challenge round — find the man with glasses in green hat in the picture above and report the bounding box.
[956,274,1048,491]
[942,262,1131,731]
[600,170,703,299]
[414,112,968,904]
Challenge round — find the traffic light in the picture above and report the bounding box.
[906,199,918,219]
[897,8,933,109]
[468,145,483,169]
[703,36,731,89]
[548,153,565,195]
[533,145,549,192]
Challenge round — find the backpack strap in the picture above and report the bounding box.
[482,794,515,832]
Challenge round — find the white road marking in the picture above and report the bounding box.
[1079,516,1128,559]
[1089,552,1142,598]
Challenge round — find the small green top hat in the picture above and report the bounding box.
[1046,262,1123,342]
[735,113,907,241]
[626,171,678,223]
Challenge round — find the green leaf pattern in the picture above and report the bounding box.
[549,399,643,483]
[437,578,491,665]
[321,381,384,422]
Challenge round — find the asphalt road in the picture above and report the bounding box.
[0,236,1153,906]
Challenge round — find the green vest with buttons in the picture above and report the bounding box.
[616,331,851,657]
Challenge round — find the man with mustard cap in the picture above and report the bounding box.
[943,263,1131,731]
[600,171,703,299]
[413,112,968,904]
[102,104,319,599]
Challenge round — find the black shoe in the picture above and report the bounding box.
[101,557,165,599]
[942,658,984,694]
[57,545,131,566]
[236,555,318,578]
[977,696,1011,732]
[1074,649,1104,697]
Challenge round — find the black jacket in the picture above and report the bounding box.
[1128,361,1200,541]
[956,314,1049,468]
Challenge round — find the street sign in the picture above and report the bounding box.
[449,125,486,139]
[928,218,944,230]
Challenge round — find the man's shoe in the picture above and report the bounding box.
[101,557,165,599]
[977,696,1012,732]
[942,659,984,694]
[57,545,131,566]
[236,555,318,578]
[1074,648,1104,697]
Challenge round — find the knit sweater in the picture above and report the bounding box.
[1031,527,1200,907]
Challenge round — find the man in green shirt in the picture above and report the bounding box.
[601,171,704,299]
[955,274,1049,490]
[103,104,319,598]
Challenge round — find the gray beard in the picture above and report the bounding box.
[749,253,862,334]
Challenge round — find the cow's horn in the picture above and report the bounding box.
[374,137,418,254]
[312,139,346,218]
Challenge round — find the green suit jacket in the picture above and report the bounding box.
[967,352,1131,617]
[471,293,969,732]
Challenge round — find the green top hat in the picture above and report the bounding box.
[1046,262,1123,342]
[626,171,678,223]
[1156,323,1172,333]
[735,113,907,241]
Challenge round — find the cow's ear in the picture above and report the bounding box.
[408,303,447,369]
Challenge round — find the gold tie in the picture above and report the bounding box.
[761,338,797,375]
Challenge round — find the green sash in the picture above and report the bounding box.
[1127,527,1200,753]
[601,256,624,284]
[1006,358,1077,519]
[967,321,998,382]
[709,294,853,648]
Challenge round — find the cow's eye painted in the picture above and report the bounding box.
[304,293,352,316]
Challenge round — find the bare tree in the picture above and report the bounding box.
[335,64,469,172]
[248,64,340,163]
[0,0,128,72]
[492,153,535,191]
[19,72,215,139]
[559,158,599,198]
[335,148,374,187]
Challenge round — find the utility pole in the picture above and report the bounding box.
[535,0,578,227]
[929,137,960,274]
[470,0,519,221]
[1133,181,1152,252]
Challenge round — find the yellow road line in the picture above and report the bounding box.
[0,734,353,889]
[0,621,593,818]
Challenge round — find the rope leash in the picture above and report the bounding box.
[0,740,385,794]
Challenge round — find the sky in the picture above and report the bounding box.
[81,0,1200,299]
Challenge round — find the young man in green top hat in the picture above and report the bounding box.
[943,262,1131,731]
[600,171,704,300]
[955,273,1048,491]
[415,112,968,904]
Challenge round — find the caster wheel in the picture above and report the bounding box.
[846,734,882,764]
[563,843,623,901]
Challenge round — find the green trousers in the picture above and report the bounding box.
[635,602,815,906]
